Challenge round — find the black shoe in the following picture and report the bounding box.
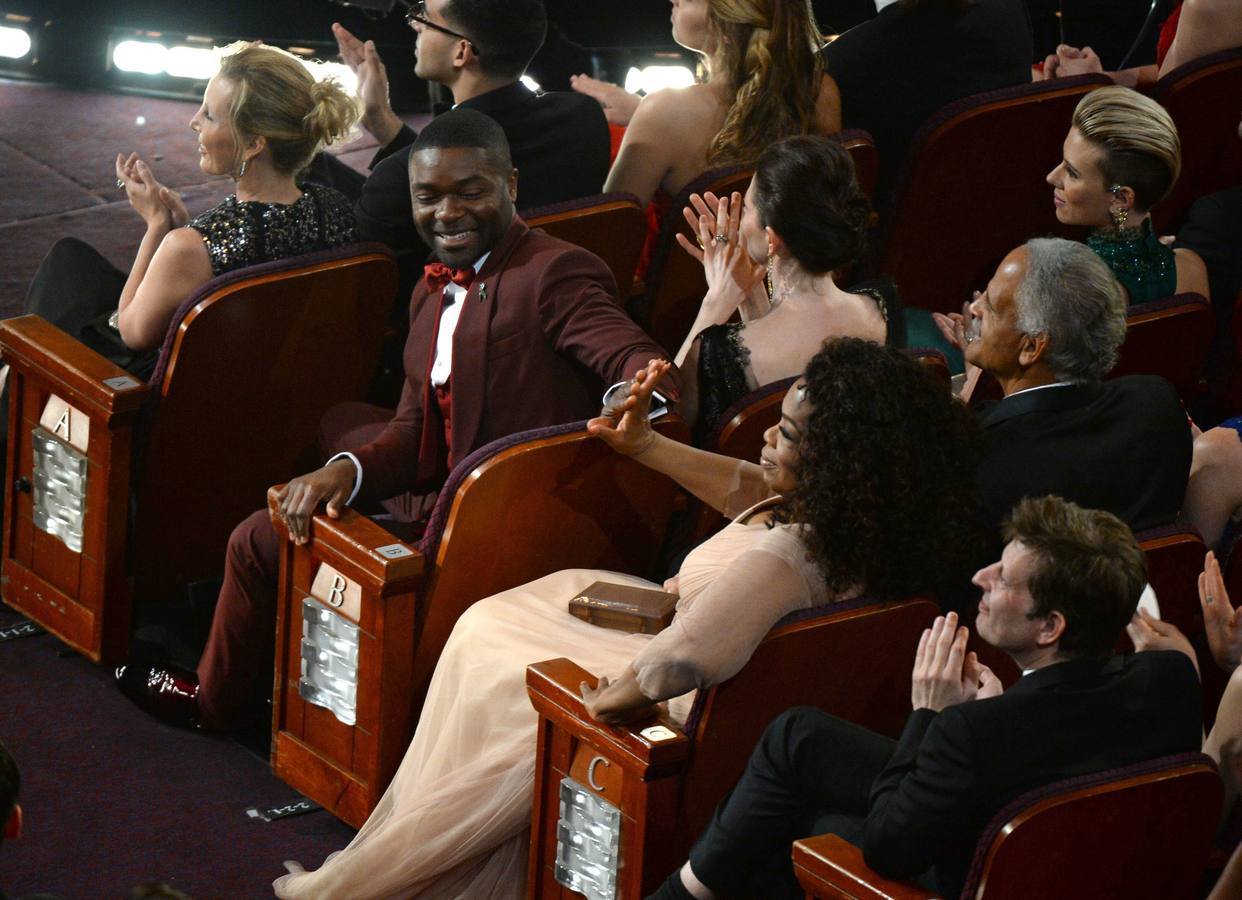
[115,643,202,730]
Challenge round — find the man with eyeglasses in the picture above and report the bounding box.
[312,0,610,255]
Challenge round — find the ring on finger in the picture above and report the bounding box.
[116,178,125,190]
[713,233,728,244]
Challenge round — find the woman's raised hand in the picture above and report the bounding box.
[116,153,174,230]
[587,359,670,456]
[694,192,765,324]
[1202,551,1242,674]
[570,73,640,126]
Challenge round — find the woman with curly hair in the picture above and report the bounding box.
[672,135,904,434]
[596,0,839,209]
[276,339,983,899]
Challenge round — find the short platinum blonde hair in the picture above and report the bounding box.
[1014,237,1127,383]
[1072,85,1181,211]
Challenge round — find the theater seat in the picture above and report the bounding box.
[870,75,1111,314]
[523,192,647,296]
[0,244,396,663]
[525,596,940,898]
[1151,47,1242,234]
[1114,293,1213,402]
[793,753,1222,900]
[268,416,690,828]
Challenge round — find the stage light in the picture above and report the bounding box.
[164,45,219,80]
[112,39,167,75]
[623,64,694,96]
[306,59,358,95]
[0,25,31,60]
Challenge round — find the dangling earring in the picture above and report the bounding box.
[1110,204,1130,233]
[1108,184,1130,234]
[236,158,248,180]
[766,250,791,311]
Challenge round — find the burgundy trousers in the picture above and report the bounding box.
[196,401,436,729]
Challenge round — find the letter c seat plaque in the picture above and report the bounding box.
[587,756,611,792]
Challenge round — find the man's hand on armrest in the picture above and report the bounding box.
[272,458,357,546]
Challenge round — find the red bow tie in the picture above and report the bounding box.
[424,262,476,292]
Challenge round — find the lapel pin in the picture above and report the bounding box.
[478,281,487,303]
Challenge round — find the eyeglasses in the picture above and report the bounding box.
[405,1,480,54]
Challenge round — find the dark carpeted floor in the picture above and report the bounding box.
[0,602,358,898]
[0,77,437,897]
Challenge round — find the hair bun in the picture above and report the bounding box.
[304,77,359,147]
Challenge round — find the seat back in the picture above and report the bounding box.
[1151,48,1242,233]
[1112,293,1213,400]
[874,76,1110,314]
[962,753,1222,900]
[131,244,397,598]
[677,597,939,852]
[523,193,647,297]
[641,165,754,356]
[1136,524,1207,641]
[407,416,691,710]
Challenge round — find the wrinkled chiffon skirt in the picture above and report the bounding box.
[274,568,691,899]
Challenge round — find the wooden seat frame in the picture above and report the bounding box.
[0,245,396,663]
[269,417,690,828]
[525,596,940,898]
[793,754,1222,900]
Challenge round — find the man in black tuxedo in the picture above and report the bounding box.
[648,495,1202,899]
[939,237,1191,556]
[318,0,610,252]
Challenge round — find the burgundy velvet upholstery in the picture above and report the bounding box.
[703,376,797,451]
[518,191,643,221]
[146,241,394,392]
[958,752,1218,899]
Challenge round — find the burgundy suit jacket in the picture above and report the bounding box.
[350,216,675,504]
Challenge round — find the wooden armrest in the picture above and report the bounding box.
[266,485,425,588]
[526,657,691,777]
[793,834,939,900]
[0,315,149,421]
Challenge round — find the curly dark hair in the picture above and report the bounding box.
[772,338,984,604]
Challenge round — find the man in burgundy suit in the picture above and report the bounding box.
[117,108,674,730]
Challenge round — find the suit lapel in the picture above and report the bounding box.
[447,216,530,460]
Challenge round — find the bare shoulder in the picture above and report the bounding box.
[630,83,724,136]
[159,226,210,265]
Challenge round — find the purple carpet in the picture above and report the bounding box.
[0,603,358,897]
[0,78,425,320]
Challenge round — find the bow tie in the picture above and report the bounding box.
[424,262,476,292]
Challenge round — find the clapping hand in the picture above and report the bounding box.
[1127,609,1200,676]
[588,359,670,456]
[1202,551,1242,674]
[911,612,1002,712]
[116,153,185,229]
[570,73,641,126]
[1038,44,1104,81]
[677,191,765,325]
[333,22,401,146]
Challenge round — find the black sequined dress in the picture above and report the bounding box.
[694,279,903,440]
[23,183,356,381]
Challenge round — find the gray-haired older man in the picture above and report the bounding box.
[937,237,1191,552]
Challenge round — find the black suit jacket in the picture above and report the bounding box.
[356,81,611,252]
[862,651,1202,895]
[975,376,1192,555]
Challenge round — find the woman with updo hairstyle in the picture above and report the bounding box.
[20,41,360,380]
[1046,85,1208,304]
[672,134,904,434]
[589,0,839,211]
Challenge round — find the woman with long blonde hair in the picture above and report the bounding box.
[597,0,840,207]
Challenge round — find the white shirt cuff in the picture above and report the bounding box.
[327,451,364,505]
